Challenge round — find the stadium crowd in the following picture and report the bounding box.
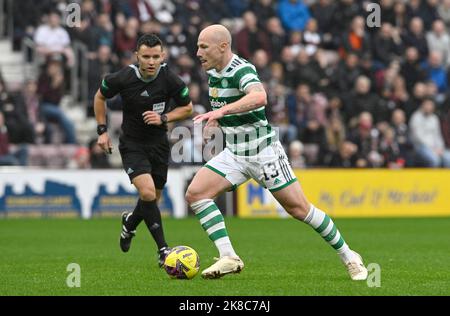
[1,0,450,169]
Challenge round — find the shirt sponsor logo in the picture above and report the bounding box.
[211,100,227,108]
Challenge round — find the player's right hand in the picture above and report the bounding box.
[203,119,219,142]
[98,133,113,154]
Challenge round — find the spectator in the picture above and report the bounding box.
[421,51,448,93]
[235,11,270,60]
[346,76,388,123]
[226,0,251,18]
[404,81,428,120]
[424,80,445,105]
[80,0,98,25]
[310,0,336,36]
[199,0,232,24]
[0,81,34,144]
[379,126,405,168]
[426,19,450,67]
[187,82,209,112]
[393,1,408,30]
[92,13,114,50]
[287,83,307,132]
[114,17,139,57]
[340,16,371,58]
[249,0,277,29]
[372,22,403,68]
[409,99,450,167]
[400,46,427,92]
[37,59,77,144]
[378,60,401,100]
[333,53,361,95]
[267,62,285,88]
[278,0,311,32]
[406,0,439,30]
[292,50,328,91]
[267,83,296,143]
[440,96,450,147]
[391,108,414,166]
[288,31,304,57]
[15,80,47,144]
[438,0,450,32]
[291,84,328,163]
[69,15,98,55]
[389,75,410,112]
[288,140,306,168]
[265,17,287,61]
[328,141,358,168]
[88,45,118,116]
[323,116,347,165]
[33,10,75,67]
[280,47,297,87]
[174,54,202,86]
[129,0,154,23]
[252,50,272,83]
[331,0,361,38]
[380,0,396,25]
[359,52,377,91]
[348,112,384,168]
[402,17,429,61]
[166,22,189,61]
[303,18,321,56]
[0,112,28,166]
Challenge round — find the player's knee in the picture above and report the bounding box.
[185,188,196,205]
[185,185,202,205]
[285,203,310,221]
[139,187,156,201]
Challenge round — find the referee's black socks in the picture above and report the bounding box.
[124,199,143,231]
[140,200,168,250]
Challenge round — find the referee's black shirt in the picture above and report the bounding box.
[100,63,191,142]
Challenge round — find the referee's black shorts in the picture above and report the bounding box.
[118,135,169,190]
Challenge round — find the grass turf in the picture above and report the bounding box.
[0,217,449,296]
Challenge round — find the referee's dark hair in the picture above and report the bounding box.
[136,34,163,51]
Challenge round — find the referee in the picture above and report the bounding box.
[94,34,193,266]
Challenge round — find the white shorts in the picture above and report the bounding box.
[204,141,297,192]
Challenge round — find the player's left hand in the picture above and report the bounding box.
[142,111,162,125]
[193,108,224,125]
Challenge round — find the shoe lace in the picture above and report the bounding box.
[347,261,364,275]
[121,226,135,238]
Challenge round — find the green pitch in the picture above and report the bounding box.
[0,217,449,296]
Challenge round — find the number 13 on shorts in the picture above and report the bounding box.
[261,159,296,192]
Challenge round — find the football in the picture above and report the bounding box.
[163,246,200,279]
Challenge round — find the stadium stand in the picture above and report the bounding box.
[0,0,449,169]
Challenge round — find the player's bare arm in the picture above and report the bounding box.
[193,83,267,124]
[222,83,267,115]
[143,102,193,125]
[93,89,113,154]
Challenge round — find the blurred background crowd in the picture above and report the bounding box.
[1,0,450,169]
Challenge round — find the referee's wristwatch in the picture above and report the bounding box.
[97,124,108,135]
[160,114,168,126]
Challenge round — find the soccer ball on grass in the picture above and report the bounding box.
[163,246,200,279]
